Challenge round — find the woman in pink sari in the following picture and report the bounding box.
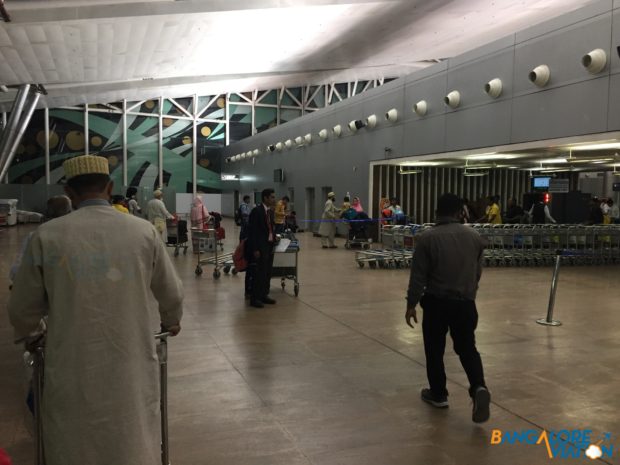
[190,196,211,230]
[352,197,364,213]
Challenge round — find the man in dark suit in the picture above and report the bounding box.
[246,188,277,308]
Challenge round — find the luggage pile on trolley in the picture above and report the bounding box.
[272,233,300,296]
[166,215,189,257]
[473,224,620,267]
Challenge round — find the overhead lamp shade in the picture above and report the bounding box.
[484,78,503,98]
[267,144,276,152]
[275,142,283,151]
[253,149,259,157]
[294,136,304,146]
[333,125,342,137]
[240,153,246,160]
[444,90,460,109]
[318,129,328,140]
[285,139,293,149]
[582,48,607,74]
[246,151,253,158]
[529,65,550,87]
[366,114,378,129]
[385,108,398,122]
[304,133,312,144]
[413,100,427,116]
[348,119,365,132]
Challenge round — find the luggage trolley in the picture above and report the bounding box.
[192,228,222,278]
[166,216,189,257]
[27,331,173,465]
[272,240,300,296]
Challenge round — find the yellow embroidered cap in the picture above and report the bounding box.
[63,155,110,180]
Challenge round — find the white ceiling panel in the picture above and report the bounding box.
[0,0,597,111]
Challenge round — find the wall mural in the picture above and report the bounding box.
[6,80,391,191]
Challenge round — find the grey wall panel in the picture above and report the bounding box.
[514,12,613,96]
[606,73,620,129]
[404,60,448,84]
[447,49,515,109]
[401,115,447,156]
[445,100,512,151]
[516,0,612,43]
[403,73,448,123]
[511,77,610,143]
[449,35,516,68]
[610,8,620,74]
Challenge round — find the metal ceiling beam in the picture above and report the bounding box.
[9,0,405,23]
[0,85,42,182]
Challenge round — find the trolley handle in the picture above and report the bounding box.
[155,331,172,340]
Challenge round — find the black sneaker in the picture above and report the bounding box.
[472,387,491,423]
[261,296,276,305]
[421,388,449,408]
[250,300,264,308]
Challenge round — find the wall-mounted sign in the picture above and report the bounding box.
[548,178,569,193]
[221,174,240,181]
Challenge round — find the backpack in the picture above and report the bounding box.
[233,239,248,272]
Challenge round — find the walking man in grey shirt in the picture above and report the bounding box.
[406,193,491,423]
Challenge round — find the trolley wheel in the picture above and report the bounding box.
[174,247,179,257]
[223,266,231,274]
[345,243,351,249]
[232,268,238,275]
[183,246,188,255]
[213,269,221,279]
[294,283,299,296]
[357,261,364,268]
[281,278,286,290]
[363,243,370,250]
[195,265,203,276]
[369,261,377,269]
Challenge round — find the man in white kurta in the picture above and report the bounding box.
[318,192,339,248]
[146,190,174,242]
[8,155,183,465]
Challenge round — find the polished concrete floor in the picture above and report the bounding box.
[1,219,619,465]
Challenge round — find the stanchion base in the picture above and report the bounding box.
[536,318,562,326]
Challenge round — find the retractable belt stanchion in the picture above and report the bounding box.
[537,250,563,327]
[155,331,171,465]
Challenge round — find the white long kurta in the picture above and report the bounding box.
[8,204,184,465]
[146,198,174,242]
[318,199,338,237]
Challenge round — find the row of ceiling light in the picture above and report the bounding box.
[225,48,609,164]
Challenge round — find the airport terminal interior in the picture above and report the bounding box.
[1,0,620,464]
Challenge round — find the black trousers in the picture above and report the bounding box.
[251,245,274,301]
[421,294,486,398]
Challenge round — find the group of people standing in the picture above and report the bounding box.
[319,192,365,248]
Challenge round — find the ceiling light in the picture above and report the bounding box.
[466,153,516,160]
[463,170,489,177]
[568,142,620,150]
[538,158,567,163]
[399,168,422,175]
[568,158,613,163]
[398,161,440,167]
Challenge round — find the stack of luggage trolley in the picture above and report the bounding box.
[355,224,425,269]
[473,223,620,267]
[355,223,620,269]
